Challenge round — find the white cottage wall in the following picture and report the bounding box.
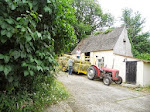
[113,27,133,57]
[143,63,150,86]
[113,54,144,86]
[136,61,144,86]
[113,55,126,82]
[91,50,114,68]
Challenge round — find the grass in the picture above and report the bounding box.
[123,85,150,93]
[0,75,70,112]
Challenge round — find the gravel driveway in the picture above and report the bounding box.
[45,72,150,112]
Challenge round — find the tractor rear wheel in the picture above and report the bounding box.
[87,66,96,80]
[114,76,122,84]
[103,76,112,86]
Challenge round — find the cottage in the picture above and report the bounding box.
[71,26,150,87]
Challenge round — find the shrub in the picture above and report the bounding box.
[137,53,150,61]
[0,0,74,111]
[0,75,69,112]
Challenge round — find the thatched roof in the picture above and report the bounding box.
[71,27,124,54]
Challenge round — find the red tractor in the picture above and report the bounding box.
[87,65,122,86]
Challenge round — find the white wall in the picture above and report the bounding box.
[113,54,144,86]
[91,50,114,68]
[143,63,150,86]
[113,55,126,82]
[136,62,144,86]
[113,27,133,57]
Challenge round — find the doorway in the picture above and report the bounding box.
[126,61,137,84]
[85,52,90,61]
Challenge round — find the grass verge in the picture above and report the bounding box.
[0,75,69,112]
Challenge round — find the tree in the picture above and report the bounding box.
[36,0,77,54]
[72,0,114,40]
[121,8,150,58]
[0,0,76,111]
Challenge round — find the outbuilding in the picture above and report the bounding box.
[71,26,150,87]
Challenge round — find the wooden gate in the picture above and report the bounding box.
[126,61,137,84]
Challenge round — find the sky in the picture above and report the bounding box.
[98,0,150,32]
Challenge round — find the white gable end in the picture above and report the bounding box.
[113,27,133,57]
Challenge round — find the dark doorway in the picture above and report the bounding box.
[126,61,137,84]
[85,52,90,61]
[85,52,90,56]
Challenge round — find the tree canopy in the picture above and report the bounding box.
[0,0,76,111]
[72,0,114,40]
[122,8,150,60]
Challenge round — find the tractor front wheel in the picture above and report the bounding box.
[103,76,112,86]
[87,66,96,80]
[114,76,122,84]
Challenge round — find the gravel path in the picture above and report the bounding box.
[45,72,150,112]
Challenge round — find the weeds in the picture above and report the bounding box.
[0,75,69,112]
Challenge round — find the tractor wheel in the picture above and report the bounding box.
[103,76,112,86]
[114,76,122,84]
[87,66,96,80]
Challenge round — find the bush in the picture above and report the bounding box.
[0,75,69,112]
[137,53,150,61]
[0,0,74,111]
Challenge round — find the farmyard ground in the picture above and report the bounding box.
[45,72,150,112]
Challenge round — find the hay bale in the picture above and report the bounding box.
[64,54,71,58]
[79,63,90,71]
[82,61,91,64]
[61,60,68,66]
[73,58,80,63]
[58,56,69,61]
[72,63,90,73]
[73,63,79,72]
[57,54,91,73]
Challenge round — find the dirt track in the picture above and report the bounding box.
[45,72,150,112]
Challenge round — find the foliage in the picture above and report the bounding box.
[136,53,150,61]
[93,31,102,35]
[0,75,69,112]
[121,8,150,59]
[103,28,113,34]
[35,0,77,54]
[93,28,114,35]
[0,0,74,111]
[72,0,114,40]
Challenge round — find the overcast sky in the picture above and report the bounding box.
[98,0,150,32]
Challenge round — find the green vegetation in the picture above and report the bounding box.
[72,0,114,40]
[0,75,69,112]
[1,0,150,111]
[1,0,113,111]
[136,54,150,61]
[93,31,102,35]
[122,8,150,61]
[0,76,69,112]
[93,28,114,35]
[0,0,72,111]
[130,86,150,93]
[103,28,113,34]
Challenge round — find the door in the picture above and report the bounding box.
[126,61,137,84]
